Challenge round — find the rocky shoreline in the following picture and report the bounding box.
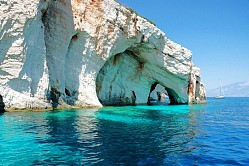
[0,0,206,111]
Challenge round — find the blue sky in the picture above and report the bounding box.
[118,0,249,90]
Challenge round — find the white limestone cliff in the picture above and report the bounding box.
[0,0,206,111]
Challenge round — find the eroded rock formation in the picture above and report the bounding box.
[0,0,206,110]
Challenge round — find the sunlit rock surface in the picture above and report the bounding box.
[0,0,206,110]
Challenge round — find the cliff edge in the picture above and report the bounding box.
[0,0,206,111]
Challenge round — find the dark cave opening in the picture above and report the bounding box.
[0,95,5,113]
[65,88,71,97]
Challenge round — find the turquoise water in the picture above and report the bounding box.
[1,98,249,165]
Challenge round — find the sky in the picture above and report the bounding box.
[118,0,249,90]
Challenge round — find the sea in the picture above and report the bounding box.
[0,97,249,165]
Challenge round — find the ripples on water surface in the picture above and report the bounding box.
[1,98,249,165]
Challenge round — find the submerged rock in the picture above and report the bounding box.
[0,0,206,110]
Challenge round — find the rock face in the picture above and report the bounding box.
[0,0,206,110]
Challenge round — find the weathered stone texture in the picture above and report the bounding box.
[0,0,206,110]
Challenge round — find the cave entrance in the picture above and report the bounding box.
[96,48,185,106]
[96,51,146,106]
[147,83,169,105]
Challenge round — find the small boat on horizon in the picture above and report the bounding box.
[215,95,225,99]
[215,78,225,99]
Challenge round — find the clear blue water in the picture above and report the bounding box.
[1,97,249,165]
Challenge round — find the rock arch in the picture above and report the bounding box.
[0,0,206,110]
[96,45,191,106]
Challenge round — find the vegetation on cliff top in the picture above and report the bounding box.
[114,0,156,26]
